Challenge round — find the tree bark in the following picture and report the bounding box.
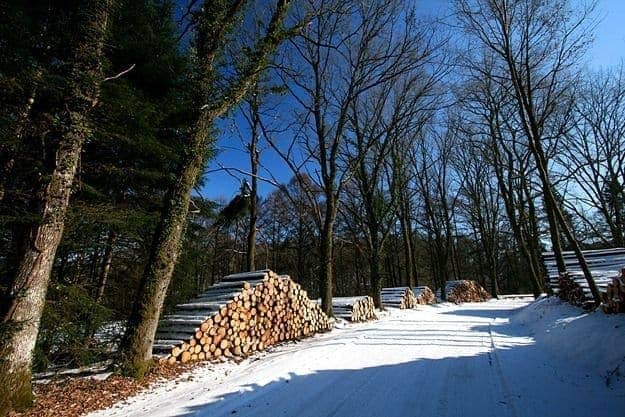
[543,194,567,274]
[119,137,204,377]
[319,198,336,316]
[369,242,382,308]
[246,93,260,272]
[399,198,416,288]
[0,1,112,413]
[531,141,601,303]
[400,215,413,287]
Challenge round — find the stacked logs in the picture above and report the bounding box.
[447,280,491,304]
[413,286,436,305]
[381,287,419,309]
[557,273,586,307]
[332,296,377,322]
[158,272,332,364]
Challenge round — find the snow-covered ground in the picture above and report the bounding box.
[89,298,625,417]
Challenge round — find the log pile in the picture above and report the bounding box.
[446,280,491,304]
[413,286,436,305]
[557,273,586,307]
[602,275,625,313]
[542,248,625,302]
[331,296,377,322]
[153,270,332,364]
[380,287,419,309]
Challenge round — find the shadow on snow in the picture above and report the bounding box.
[166,316,623,417]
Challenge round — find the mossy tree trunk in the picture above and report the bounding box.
[119,0,294,378]
[0,1,113,413]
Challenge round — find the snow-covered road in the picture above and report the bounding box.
[90,299,625,417]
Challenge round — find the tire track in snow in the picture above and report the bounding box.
[488,321,520,417]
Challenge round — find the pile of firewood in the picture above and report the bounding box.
[156,271,332,364]
[381,287,419,309]
[414,286,436,305]
[332,296,377,322]
[557,274,586,307]
[602,276,625,313]
[446,280,491,303]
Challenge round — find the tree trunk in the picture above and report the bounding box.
[490,268,499,297]
[96,230,117,304]
[525,185,546,289]
[0,1,112,413]
[399,201,415,288]
[491,141,543,297]
[526,132,600,303]
[84,230,117,345]
[369,243,382,308]
[119,126,209,378]
[543,195,567,274]
[246,98,259,272]
[408,218,419,286]
[401,222,412,287]
[319,199,336,316]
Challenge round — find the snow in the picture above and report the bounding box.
[512,296,625,382]
[88,298,625,417]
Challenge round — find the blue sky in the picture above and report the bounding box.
[199,0,625,202]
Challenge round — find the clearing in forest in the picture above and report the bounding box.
[88,298,625,417]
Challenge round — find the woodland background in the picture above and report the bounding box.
[0,1,623,410]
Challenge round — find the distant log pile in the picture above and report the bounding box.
[446,280,491,303]
[332,296,377,322]
[413,286,436,305]
[381,287,418,309]
[154,270,332,364]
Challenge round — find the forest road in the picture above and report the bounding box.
[89,299,624,417]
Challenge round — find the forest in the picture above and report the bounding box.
[1,0,624,414]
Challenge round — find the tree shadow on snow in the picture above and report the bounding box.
[439,307,528,319]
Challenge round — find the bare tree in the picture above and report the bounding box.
[412,121,463,300]
[559,66,625,246]
[241,86,261,271]
[344,63,440,306]
[454,136,503,296]
[457,0,601,304]
[460,70,545,296]
[269,0,422,314]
